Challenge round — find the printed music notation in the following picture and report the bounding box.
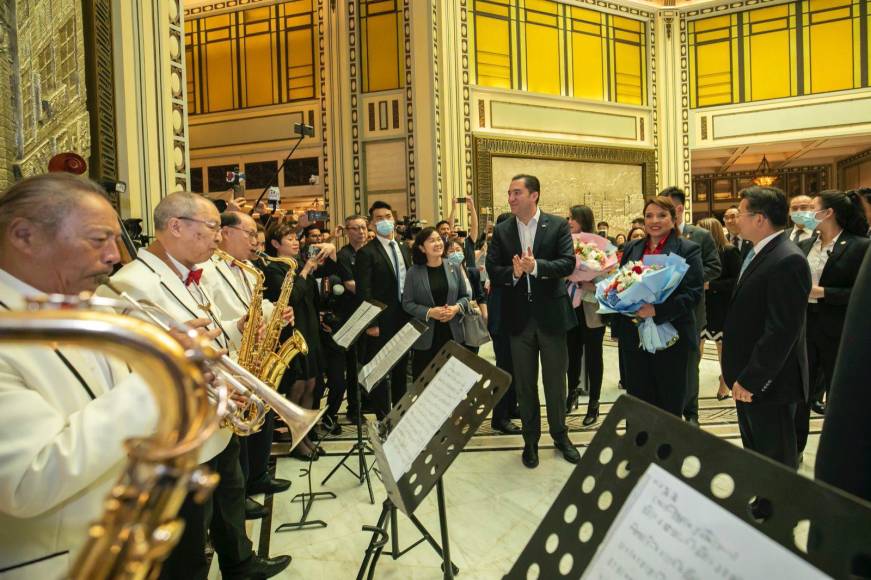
[332,300,384,349]
[358,320,426,392]
[381,356,482,479]
[582,464,828,580]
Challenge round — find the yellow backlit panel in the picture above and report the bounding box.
[614,41,643,105]
[475,15,512,89]
[286,27,314,100]
[204,41,236,111]
[809,19,854,93]
[693,15,730,33]
[243,33,274,107]
[525,23,561,95]
[362,12,402,92]
[572,32,604,101]
[749,4,790,21]
[696,41,732,106]
[748,30,792,100]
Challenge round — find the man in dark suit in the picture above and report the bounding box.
[662,187,721,425]
[486,175,578,468]
[815,249,871,503]
[722,186,811,468]
[723,205,753,259]
[354,200,412,417]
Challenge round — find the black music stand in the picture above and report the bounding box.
[505,395,871,579]
[357,341,512,580]
[321,304,413,504]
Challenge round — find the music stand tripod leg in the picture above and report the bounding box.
[403,480,459,578]
[356,500,391,580]
[320,381,376,505]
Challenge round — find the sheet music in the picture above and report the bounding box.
[583,463,828,580]
[381,356,482,478]
[359,321,424,392]
[333,301,383,349]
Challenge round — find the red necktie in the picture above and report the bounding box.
[185,269,203,286]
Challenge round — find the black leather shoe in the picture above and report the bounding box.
[553,436,580,464]
[492,419,522,435]
[521,442,539,468]
[582,403,599,427]
[245,497,268,520]
[225,554,292,580]
[810,400,826,415]
[566,388,581,411]
[248,477,291,496]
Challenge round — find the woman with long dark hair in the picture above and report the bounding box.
[795,190,870,456]
[565,205,607,426]
[697,217,741,400]
[402,227,471,379]
[612,197,705,416]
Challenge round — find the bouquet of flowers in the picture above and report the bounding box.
[567,233,618,283]
[595,253,690,353]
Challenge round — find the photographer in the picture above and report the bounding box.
[447,197,480,265]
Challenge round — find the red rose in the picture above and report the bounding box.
[632,265,643,275]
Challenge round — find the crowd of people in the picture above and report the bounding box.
[0,171,869,578]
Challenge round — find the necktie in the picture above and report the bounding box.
[791,229,802,243]
[388,241,401,300]
[185,269,203,286]
[739,248,756,280]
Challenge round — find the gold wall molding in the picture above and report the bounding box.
[348,0,362,214]
[183,0,281,17]
[317,0,330,210]
[473,135,656,214]
[837,147,871,189]
[403,0,416,216]
[683,0,785,19]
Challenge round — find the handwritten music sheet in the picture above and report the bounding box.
[333,301,383,349]
[359,322,424,392]
[381,356,482,479]
[583,463,828,580]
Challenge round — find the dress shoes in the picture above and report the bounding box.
[582,403,599,427]
[566,389,581,411]
[553,435,580,464]
[492,419,522,435]
[521,442,539,469]
[244,497,268,520]
[685,417,700,427]
[810,400,826,415]
[224,553,292,580]
[247,477,291,496]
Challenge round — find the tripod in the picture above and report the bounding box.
[320,379,376,504]
[357,479,458,580]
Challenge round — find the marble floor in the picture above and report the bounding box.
[209,338,823,579]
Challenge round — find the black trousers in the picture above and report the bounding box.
[363,332,408,418]
[796,309,840,453]
[345,344,360,417]
[621,334,690,417]
[245,411,275,486]
[160,435,253,580]
[683,346,702,421]
[322,345,348,419]
[565,307,606,404]
[491,332,517,426]
[738,401,798,469]
[509,317,569,442]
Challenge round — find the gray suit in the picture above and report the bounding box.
[682,222,721,421]
[402,261,470,350]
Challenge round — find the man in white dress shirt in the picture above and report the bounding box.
[0,174,160,579]
[200,210,293,513]
[103,193,290,580]
[785,194,817,244]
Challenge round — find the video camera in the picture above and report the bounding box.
[395,216,424,241]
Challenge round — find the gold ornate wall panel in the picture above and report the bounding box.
[82,0,118,185]
[838,146,871,188]
[403,0,415,216]
[317,0,329,207]
[474,136,656,234]
[349,0,362,214]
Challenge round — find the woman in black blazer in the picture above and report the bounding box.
[402,227,470,379]
[612,197,705,417]
[795,190,870,454]
[697,217,741,400]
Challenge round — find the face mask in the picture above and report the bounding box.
[375,219,395,237]
[447,252,464,265]
[791,211,821,231]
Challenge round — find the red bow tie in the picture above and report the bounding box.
[185,269,203,286]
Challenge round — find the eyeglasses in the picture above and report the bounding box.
[736,211,760,219]
[177,216,221,232]
[226,225,258,240]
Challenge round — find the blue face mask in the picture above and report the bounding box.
[375,219,395,237]
[447,252,464,265]
[791,211,821,231]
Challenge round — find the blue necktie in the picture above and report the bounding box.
[739,247,756,280]
[389,241,401,300]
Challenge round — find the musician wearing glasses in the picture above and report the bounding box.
[101,192,290,580]
[0,174,161,579]
[200,210,294,518]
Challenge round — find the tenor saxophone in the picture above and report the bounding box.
[212,249,265,375]
[256,252,309,388]
[0,294,222,580]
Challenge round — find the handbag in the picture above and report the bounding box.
[462,300,491,347]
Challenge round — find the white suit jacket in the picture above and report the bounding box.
[199,255,274,357]
[97,248,238,463]
[0,270,158,580]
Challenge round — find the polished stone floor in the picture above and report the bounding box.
[209,338,822,579]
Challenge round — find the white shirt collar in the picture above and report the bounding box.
[678,222,686,234]
[517,207,541,227]
[814,230,842,251]
[0,267,43,303]
[752,230,782,255]
[377,235,397,249]
[166,252,194,281]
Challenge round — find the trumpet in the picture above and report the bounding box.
[99,277,324,448]
[4,293,221,580]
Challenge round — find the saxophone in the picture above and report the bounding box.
[0,294,222,580]
[212,249,265,375]
[256,252,309,388]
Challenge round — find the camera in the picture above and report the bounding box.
[307,210,330,222]
[395,216,423,241]
[307,245,322,260]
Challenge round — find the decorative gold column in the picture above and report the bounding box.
[112,0,189,232]
[654,9,692,215]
